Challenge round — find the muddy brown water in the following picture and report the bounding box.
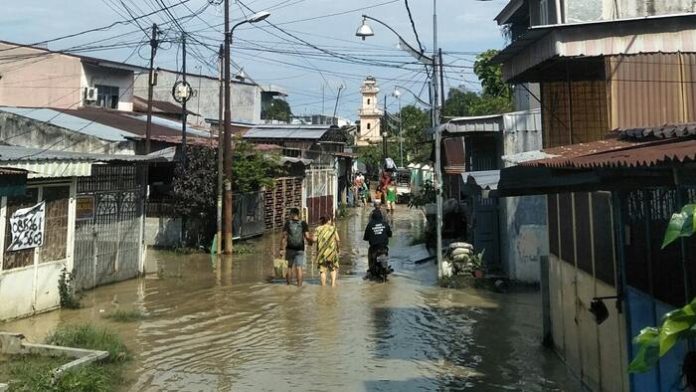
[2,207,581,391]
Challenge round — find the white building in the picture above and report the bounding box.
[357,76,383,146]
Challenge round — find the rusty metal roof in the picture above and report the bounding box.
[620,123,696,139]
[522,137,696,169]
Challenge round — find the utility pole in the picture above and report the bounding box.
[217,44,224,255]
[382,94,388,161]
[432,0,444,279]
[181,33,188,167]
[145,23,158,154]
[223,0,234,254]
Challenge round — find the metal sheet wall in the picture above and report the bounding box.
[541,79,608,148]
[608,53,696,129]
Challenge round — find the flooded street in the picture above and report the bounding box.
[3,207,580,391]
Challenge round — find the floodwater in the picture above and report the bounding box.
[3,207,581,391]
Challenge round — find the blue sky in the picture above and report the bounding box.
[0,0,506,120]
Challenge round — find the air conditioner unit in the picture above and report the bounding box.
[85,87,99,102]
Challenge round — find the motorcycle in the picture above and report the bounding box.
[366,246,393,282]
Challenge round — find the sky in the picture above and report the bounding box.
[0,0,507,121]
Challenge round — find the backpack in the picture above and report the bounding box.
[287,220,305,249]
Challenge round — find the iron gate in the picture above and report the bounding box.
[73,165,144,291]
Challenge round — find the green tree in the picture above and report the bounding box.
[474,49,512,100]
[263,98,292,122]
[172,141,284,244]
[629,204,696,373]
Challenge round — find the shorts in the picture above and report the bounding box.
[285,249,306,268]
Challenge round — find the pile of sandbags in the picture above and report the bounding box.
[447,242,475,275]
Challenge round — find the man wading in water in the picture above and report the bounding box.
[280,208,313,287]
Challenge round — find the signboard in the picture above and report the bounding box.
[8,201,45,252]
[76,196,95,221]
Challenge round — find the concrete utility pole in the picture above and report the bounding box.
[223,0,234,254]
[145,23,158,154]
[383,94,388,162]
[432,0,444,279]
[217,44,224,255]
[181,33,188,167]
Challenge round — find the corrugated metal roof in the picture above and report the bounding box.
[441,109,542,134]
[463,170,501,190]
[0,145,174,163]
[502,150,555,165]
[0,107,132,142]
[520,137,696,169]
[0,145,174,178]
[244,125,329,140]
[620,123,696,139]
[496,13,696,82]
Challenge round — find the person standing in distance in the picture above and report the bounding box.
[280,208,313,287]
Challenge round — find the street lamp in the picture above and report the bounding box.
[356,8,444,279]
[222,8,271,254]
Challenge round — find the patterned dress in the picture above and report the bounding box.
[315,223,339,271]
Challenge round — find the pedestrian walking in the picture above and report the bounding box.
[280,208,313,287]
[385,179,397,215]
[315,216,340,287]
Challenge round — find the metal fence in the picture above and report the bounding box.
[73,165,144,291]
[233,191,265,239]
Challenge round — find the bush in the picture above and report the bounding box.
[102,309,148,323]
[46,325,129,362]
[58,268,80,309]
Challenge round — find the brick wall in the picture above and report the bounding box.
[264,177,303,230]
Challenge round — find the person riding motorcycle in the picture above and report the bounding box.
[363,206,392,279]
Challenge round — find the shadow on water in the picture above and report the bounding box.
[1,207,581,392]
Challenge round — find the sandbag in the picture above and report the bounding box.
[450,247,472,257]
[449,242,473,250]
[452,253,471,262]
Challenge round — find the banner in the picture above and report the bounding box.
[8,201,45,252]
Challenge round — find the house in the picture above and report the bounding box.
[438,109,545,282]
[0,145,173,321]
[494,1,696,390]
[132,68,274,126]
[0,41,138,111]
[243,124,349,225]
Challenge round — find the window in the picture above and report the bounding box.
[40,186,69,263]
[367,99,371,105]
[367,123,371,130]
[3,188,38,270]
[94,84,119,109]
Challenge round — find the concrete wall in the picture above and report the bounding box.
[500,109,546,282]
[0,112,135,155]
[81,64,134,111]
[133,70,262,124]
[144,217,182,248]
[0,180,77,322]
[565,0,695,23]
[500,196,547,282]
[0,43,83,109]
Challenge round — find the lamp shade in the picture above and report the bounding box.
[356,20,375,40]
[248,11,271,23]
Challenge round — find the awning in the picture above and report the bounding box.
[498,136,696,196]
[463,170,501,190]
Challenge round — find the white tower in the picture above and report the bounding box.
[357,76,383,146]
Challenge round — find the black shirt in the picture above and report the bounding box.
[363,219,392,247]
